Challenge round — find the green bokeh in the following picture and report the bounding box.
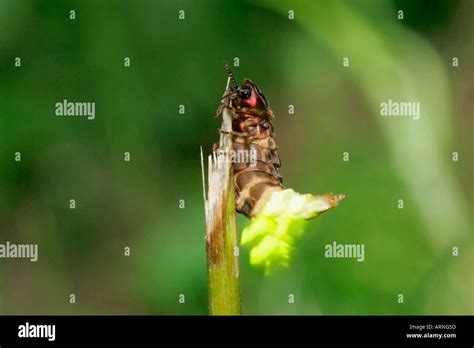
[0,0,472,315]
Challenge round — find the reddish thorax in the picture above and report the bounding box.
[239,79,269,112]
[232,79,273,138]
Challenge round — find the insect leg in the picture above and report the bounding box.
[219,128,249,137]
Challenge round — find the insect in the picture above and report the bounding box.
[215,63,285,218]
[215,63,347,272]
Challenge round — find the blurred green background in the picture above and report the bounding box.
[0,0,472,315]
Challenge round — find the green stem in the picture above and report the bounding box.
[202,77,241,315]
[206,174,240,315]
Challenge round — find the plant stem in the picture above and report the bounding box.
[201,78,241,315]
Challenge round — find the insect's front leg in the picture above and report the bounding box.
[219,128,249,137]
[215,89,238,117]
[215,102,225,117]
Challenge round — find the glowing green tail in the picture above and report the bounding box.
[241,189,347,274]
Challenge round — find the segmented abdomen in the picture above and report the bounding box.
[233,136,284,218]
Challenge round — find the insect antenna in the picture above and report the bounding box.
[224,61,239,90]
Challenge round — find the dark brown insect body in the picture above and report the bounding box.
[216,65,284,218]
